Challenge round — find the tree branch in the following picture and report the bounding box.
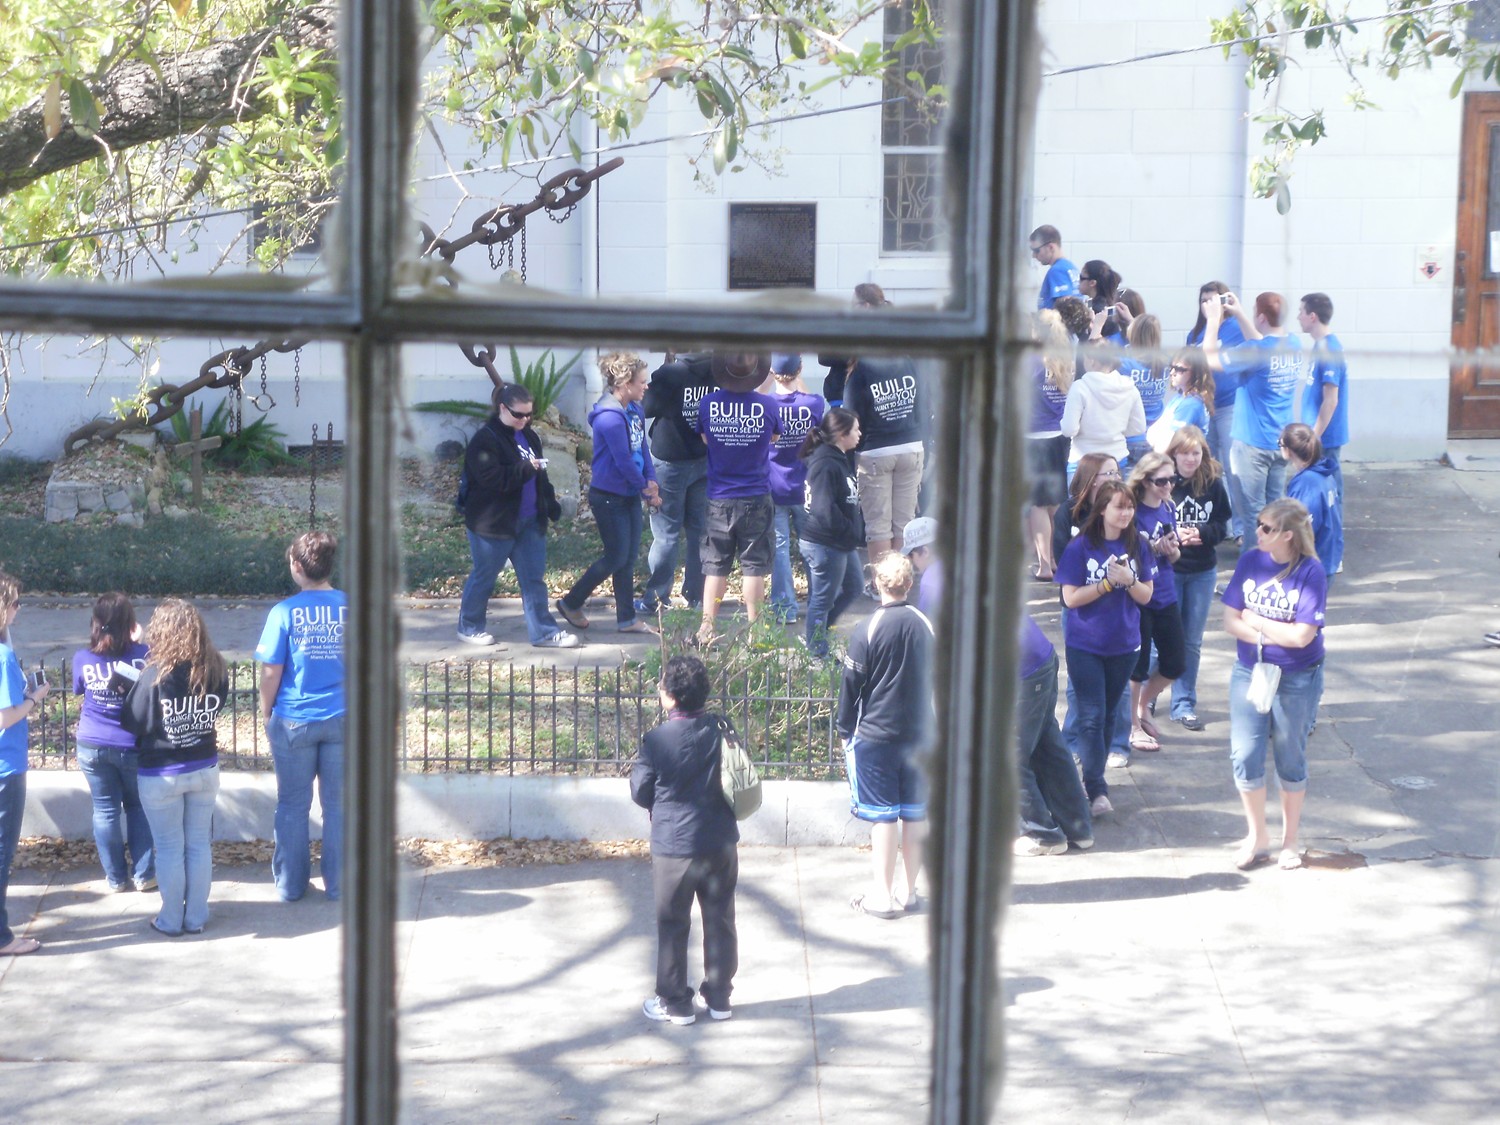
[0,4,337,198]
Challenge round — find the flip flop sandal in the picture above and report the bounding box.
[850,893,901,920]
[1279,849,1305,871]
[1234,849,1272,872]
[0,936,40,955]
[1128,730,1160,752]
[1139,716,1163,740]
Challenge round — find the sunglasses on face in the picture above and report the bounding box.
[1169,363,1191,374]
[1029,244,1046,256]
[1148,475,1175,487]
[506,406,534,419]
[1256,521,1281,536]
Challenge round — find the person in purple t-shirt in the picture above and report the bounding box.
[72,592,154,892]
[1054,481,1157,814]
[1125,453,1185,754]
[1221,498,1327,873]
[697,353,780,645]
[766,354,824,624]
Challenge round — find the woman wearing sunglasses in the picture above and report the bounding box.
[1125,453,1185,753]
[1221,498,1327,872]
[1149,348,1214,453]
[1164,426,1232,731]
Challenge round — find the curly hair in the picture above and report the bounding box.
[599,351,647,391]
[661,654,711,713]
[145,599,226,696]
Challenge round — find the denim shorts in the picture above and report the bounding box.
[701,495,774,577]
[1228,659,1320,792]
[845,735,928,824]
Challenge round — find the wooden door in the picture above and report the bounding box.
[1452,93,1500,436]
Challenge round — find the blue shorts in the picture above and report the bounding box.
[846,735,927,823]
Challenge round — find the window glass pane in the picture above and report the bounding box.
[0,329,347,1112]
[403,0,953,312]
[394,339,945,1117]
[0,2,342,291]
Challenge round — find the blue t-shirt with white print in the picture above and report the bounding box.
[1228,334,1303,450]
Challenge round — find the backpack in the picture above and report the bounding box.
[716,718,762,821]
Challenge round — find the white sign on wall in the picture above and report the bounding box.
[1415,243,1451,283]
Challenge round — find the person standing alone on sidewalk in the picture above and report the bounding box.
[632,655,740,1026]
[257,531,347,903]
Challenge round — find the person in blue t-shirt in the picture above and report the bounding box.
[0,572,47,955]
[697,353,780,645]
[1202,291,1303,543]
[1030,224,1080,309]
[1186,281,1246,473]
[1296,291,1349,502]
[257,531,348,903]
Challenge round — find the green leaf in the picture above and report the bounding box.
[787,25,807,59]
[66,76,99,135]
[1450,69,1466,99]
[1274,176,1292,215]
[576,47,594,79]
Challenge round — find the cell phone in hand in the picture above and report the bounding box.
[28,668,47,692]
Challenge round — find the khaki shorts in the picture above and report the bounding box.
[857,449,925,542]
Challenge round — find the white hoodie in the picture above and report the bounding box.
[1059,368,1146,463]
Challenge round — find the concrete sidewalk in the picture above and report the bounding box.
[0,463,1497,1122]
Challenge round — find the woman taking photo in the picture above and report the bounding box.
[0,572,47,955]
[1079,259,1124,342]
[1126,454,1185,752]
[72,593,154,893]
[123,600,228,936]
[1222,498,1327,872]
[458,381,577,649]
[1280,422,1343,580]
[1185,280,1245,472]
[1164,426,1232,731]
[1054,481,1156,814]
[799,408,865,657]
[1027,309,1073,580]
[1149,348,1214,452]
[555,353,661,635]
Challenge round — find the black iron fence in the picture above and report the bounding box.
[26,659,845,780]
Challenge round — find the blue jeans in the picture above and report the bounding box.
[1208,401,1235,483]
[1228,660,1320,792]
[460,519,561,644]
[563,488,643,626]
[1229,440,1287,543]
[1064,646,1137,801]
[139,766,220,934]
[1016,653,1091,845]
[1170,567,1218,720]
[802,541,863,656]
[76,744,154,888]
[1061,608,1129,762]
[268,714,345,902]
[645,457,707,608]
[0,772,25,947]
[771,504,806,620]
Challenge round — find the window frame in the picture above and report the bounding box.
[0,1,1036,1120]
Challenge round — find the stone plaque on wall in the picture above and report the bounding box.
[727,202,817,290]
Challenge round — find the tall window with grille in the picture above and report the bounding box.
[882,0,946,254]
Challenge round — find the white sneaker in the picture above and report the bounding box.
[697,996,733,1021]
[1090,794,1114,816]
[1014,836,1068,857]
[534,632,580,649]
[457,630,495,646]
[1106,752,1130,769]
[1071,837,1095,851]
[642,995,695,1025]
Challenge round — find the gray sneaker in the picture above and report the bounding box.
[534,632,580,649]
[134,877,157,893]
[1485,631,1500,649]
[1014,836,1068,857]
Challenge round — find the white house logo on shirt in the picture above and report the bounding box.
[803,472,859,513]
[1175,496,1213,525]
[869,374,918,420]
[1242,577,1300,622]
[1085,554,1138,584]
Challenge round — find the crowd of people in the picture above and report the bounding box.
[0,532,345,953]
[1020,224,1338,872]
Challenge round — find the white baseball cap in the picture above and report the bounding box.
[902,516,937,555]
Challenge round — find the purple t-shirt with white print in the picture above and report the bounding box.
[1054,534,1157,657]
[514,429,539,521]
[1134,500,1178,608]
[769,392,824,506]
[73,641,150,749]
[1221,549,1326,672]
[700,389,779,499]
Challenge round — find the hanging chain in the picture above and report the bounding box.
[308,422,319,528]
[293,347,302,408]
[259,355,268,396]
[519,223,527,283]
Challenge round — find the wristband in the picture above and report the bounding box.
[1099,579,1113,595]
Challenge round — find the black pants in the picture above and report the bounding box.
[652,845,739,1015]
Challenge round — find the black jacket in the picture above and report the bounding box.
[837,602,934,744]
[818,354,851,403]
[1171,475,1233,574]
[842,356,928,453]
[800,441,864,551]
[630,713,741,857]
[643,356,715,463]
[462,417,562,539]
[121,662,228,772]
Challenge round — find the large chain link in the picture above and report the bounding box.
[62,158,625,454]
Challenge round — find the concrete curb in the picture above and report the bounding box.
[21,771,871,847]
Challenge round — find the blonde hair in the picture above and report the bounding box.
[1126,452,1174,505]
[873,553,914,599]
[1259,498,1318,577]
[1164,424,1221,493]
[145,599,227,696]
[0,571,17,646]
[599,351,647,392]
[1036,309,1074,393]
